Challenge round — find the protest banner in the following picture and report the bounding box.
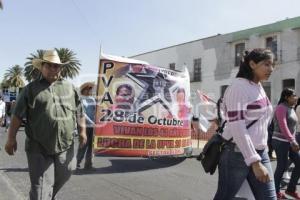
[94,53,191,156]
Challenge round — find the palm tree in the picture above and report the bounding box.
[24,49,44,82]
[24,48,81,82]
[4,65,25,88]
[55,48,81,79]
[0,78,10,89]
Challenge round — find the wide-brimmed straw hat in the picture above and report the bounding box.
[80,82,95,94]
[32,49,68,69]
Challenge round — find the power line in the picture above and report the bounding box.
[69,0,101,47]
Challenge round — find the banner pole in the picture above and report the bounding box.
[94,44,102,132]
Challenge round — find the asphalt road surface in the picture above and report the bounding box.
[0,127,218,200]
[0,127,297,200]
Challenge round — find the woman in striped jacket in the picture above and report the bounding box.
[214,49,276,200]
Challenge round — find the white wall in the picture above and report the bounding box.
[132,28,300,107]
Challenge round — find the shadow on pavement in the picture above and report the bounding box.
[73,157,186,175]
[0,167,28,172]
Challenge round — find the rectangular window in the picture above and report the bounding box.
[169,63,175,70]
[262,82,271,100]
[193,58,202,82]
[282,79,295,89]
[266,36,278,60]
[235,43,245,66]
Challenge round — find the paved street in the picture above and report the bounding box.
[0,127,298,200]
[0,127,218,200]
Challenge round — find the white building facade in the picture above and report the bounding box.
[131,17,300,109]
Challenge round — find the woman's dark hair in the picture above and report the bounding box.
[277,88,295,105]
[236,48,274,81]
[216,97,223,125]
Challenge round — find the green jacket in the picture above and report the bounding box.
[13,78,83,155]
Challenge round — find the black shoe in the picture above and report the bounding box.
[76,163,81,169]
[84,163,95,170]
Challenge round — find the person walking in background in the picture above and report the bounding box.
[296,97,300,154]
[76,82,96,170]
[0,95,6,128]
[272,88,300,199]
[267,119,276,160]
[296,98,300,136]
[214,48,276,199]
[5,49,87,200]
[5,100,16,131]
[280,97,300,185]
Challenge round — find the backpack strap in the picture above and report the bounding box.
[246,119,258,129]
[215,97,259,142]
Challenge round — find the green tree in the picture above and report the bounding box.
[0,78,10,89]
[55,48,81,79]
[24,48,81,82]
[24,49,44,82]
[4,65,25,88]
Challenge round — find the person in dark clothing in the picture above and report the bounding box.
[267,120,275,160]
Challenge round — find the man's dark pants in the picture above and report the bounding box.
[26,144,75,200]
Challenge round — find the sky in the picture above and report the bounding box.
[1,0,300,86]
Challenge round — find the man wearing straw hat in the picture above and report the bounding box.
[76,81,96,170]
[5,49,87,200]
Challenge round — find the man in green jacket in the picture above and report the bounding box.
[5,49,87,200]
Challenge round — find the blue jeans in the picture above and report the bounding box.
[214,143,276,200]
[272,138,300,193]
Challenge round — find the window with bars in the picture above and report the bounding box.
[193,58,202,82]
[169,63,175,70]
[262,82,271,100]
[266,36,278,60]
[282,79,295,90]
[235,43,245,66]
